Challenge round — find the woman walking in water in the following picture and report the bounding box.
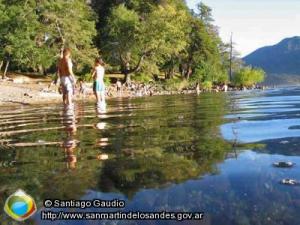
[92,58,106,110]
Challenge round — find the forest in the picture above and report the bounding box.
[0,0,265,88]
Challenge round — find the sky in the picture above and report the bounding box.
[186,0,300,56]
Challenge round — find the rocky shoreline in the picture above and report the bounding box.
[0,75,266,106]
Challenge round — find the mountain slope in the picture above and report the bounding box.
[244,37,300,78]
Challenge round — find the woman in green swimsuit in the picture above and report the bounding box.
[92,58,106,109]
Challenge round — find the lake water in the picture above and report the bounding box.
[1,88,300,225]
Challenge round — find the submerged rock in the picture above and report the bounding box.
[280,179,299,186]
[273,161,295,168]
[97,154,109,161]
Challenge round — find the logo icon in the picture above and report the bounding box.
[4,189,37,221]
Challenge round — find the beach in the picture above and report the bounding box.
[0,75,61,106]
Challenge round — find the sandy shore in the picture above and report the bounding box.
[0,74,101,106]
[0,78,62,106]
[0,74,130,106]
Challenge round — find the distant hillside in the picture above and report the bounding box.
[243,37,300,84]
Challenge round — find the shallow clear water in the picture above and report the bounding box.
[1,88,300,225]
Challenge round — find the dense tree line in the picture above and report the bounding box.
[0,0,97,77]
[0,0,265,86]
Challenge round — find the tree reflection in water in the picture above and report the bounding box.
[0,93,251,225]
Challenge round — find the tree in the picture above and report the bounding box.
[219,37,244,83]
[140,4,188,79]
[179,14,225,83]
[4,2,48,74]
[196,2,214,25]
[0,1,6,69]
[104,3,188,83]
[1,0,98,75]
[38,0,98,70]
[233,67,266,87]
[104,4,142,83]
[0,0,9,79]
[84,0,233,85]
[0,0,255,87]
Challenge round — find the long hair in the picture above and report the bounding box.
[63,48,71,57]
[95,58,105,67]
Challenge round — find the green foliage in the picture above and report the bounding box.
[0,0,97,73]
[39,0,98,69]
[104,76,111,86]
[82,73,93,82]
[102,2,189,81]
[179,6,226,84]
[190,61,228,86]
[164,78,189,91]
[218,71,229,84]
[141,5,188,59]
[0,0,264,87]
[196,2,214,25]
[4,3,53,69]
[0,0,8,59]
[201,81,213,91]
[233,67,266,87]
[195,62,216,82]
[132,73,153,83]
[105,4,141,67]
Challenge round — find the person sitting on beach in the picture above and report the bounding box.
[77,78,87,98]
[116,79,122,95]
[58,48,76,105]
[92,58,106,108]
[196,83,201,95]
[223,83,228,92]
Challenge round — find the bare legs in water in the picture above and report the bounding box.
[63,91,73,106]
[94,91,105,105]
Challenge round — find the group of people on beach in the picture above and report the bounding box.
[57,48,106,110]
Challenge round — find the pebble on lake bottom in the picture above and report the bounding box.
[273,161,295,168]
[97,154,109,161]
[280,179,299,186]
[96,122,106,130]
